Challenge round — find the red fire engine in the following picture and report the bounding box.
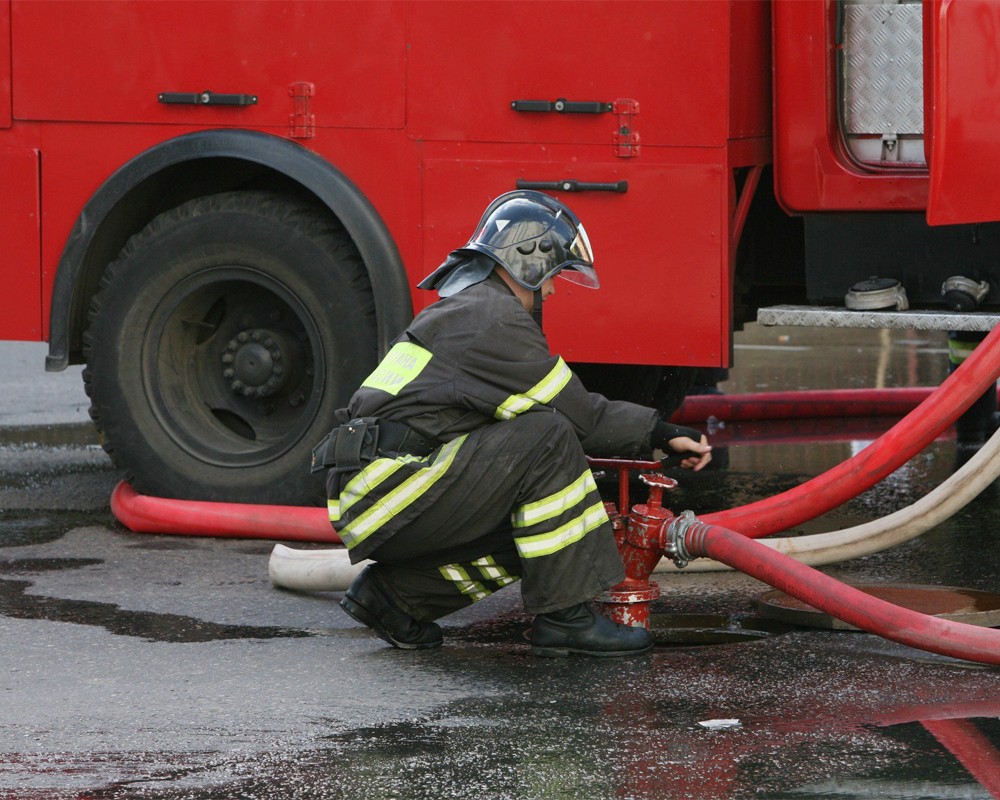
[0,0,996,503]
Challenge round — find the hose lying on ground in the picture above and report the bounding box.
[268,544,367,591]
[675,517,1000,666]
[269,420,1000,589]
[654,421,1000,572]
[110,481,338,544]
[114,324,1000,544]
[701,321,1000,538]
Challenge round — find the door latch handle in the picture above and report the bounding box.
[516,179,628,193]
[511,99,612,114]
[158,91,258,107]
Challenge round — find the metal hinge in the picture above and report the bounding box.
[612,99,640,159]
[289,82,315,139]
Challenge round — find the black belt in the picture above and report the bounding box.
[310,417,437,474]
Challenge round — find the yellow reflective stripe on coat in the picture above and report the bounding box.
[338,435,467,549]
[439,564,490,601]
[494,358,573,420]
[510,470,597,529]
[514,501,609,559]
[327,457,409,523]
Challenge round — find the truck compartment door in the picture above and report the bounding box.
[926,0,1000,225]
[422,155,730,368]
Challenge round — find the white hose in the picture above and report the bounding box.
[654,423,1000,572]
[268,544,367,591]
[270,426,1000,590]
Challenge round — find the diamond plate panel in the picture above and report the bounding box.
[844,2,924,135]
[757,306,1000,332]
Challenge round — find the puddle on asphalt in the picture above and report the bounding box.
[0,510,110,547]
[648,612,796,646]
[451,610,798,651]
[0,575,313,643]
[0,558,311,643]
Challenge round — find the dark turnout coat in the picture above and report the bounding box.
[326,274,658,617]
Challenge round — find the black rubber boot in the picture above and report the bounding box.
[340,566,443,650]
[530,603,653,658]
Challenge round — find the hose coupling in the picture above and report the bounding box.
[942,276,990,312]
[665,510,700,568]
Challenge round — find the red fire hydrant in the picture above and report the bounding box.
[592,459,679,628]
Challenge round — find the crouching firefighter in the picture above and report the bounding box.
[314,190,712,657]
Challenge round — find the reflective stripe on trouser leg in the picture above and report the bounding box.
[375,551,522,622]
[507,415,624,614]
[334,436,468,550]
[344,414,625,616]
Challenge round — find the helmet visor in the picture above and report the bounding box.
[555,225,599,288]
[570,223,594,265]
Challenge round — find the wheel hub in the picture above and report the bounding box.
[222,328,289,398]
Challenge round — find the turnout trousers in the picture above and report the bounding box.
[329,413,626,621]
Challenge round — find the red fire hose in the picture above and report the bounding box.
[110,481,338,544]
[677,518,1000,666]
[700,323,1000,537]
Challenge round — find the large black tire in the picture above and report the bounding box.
[84,191,378,504]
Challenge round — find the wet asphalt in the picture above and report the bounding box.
[2,332,1000,799]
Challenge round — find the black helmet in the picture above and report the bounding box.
[419,191,598,296]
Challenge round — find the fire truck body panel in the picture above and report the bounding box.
[406,0,770,149]
[8,0,772,371]
[2,0,997,503]
[773,0,1000,228]
[926,0,1000,226]
[11,1,407,130]
[421,145,746,366]
[772,0,929,214]
[0,3,9,129]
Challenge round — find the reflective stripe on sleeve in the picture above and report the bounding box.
[513,501,610,559]
[338,435,467,549]
[494,357,573,420]
[510,470,597,529]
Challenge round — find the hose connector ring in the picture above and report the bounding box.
[666,510,700,569]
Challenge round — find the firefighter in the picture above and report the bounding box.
[316,190,711,657]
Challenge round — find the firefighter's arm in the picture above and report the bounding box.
[461,308,656,455]
[460,311,600,430]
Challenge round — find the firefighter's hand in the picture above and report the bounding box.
[665,435,712,471]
